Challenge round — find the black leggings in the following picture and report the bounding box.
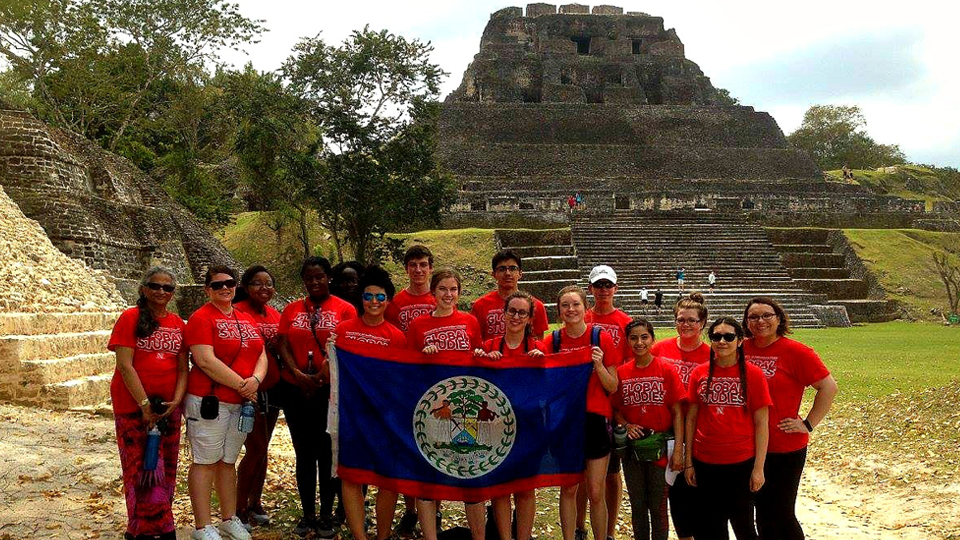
[282,383,336,518]
[755,447,807,540]
[692,458,757,540]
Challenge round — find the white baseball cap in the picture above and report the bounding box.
[589,265,617,285]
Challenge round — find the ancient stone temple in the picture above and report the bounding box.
[439,5,923,326]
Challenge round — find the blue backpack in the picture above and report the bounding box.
[552,325,602,352]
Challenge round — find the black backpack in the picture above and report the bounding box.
[551,325,602,352]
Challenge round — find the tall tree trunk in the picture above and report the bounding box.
[295,204,311,257]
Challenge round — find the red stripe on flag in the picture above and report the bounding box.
[336,344,590,368]
[337,466,584,501]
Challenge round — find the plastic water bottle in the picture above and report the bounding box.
[238,401,256,433]
[305,350,317,375]
[143,426,161,471]
[612,424,628,457]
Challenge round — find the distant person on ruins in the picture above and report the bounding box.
[576,191,584,208]
[654,289,664,315]
[568,195,577,212]
[650,293,710,540]
[233,266,282,531]
[708,270,717,293]
[109,266,188,540]
[742,298,838,540]
[640,287,649,313]
[676,267,685,292]
[471,250,549,342]
[184,265,267,540]
[583,265,633,540]
[841,165,853,180]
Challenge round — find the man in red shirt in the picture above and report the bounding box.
[386,245,436,335]
[471,250,549,342]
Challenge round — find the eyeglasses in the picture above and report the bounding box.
[709,332,738,343]
[249,281,274,289]
[361,292,387,302]
[675,317,701,325]
[505,308,530,318]
[146,282,176,293]
[746,313,778,323]
[495,265,520,274]
[209,279,237,291]
[591,281,616,289]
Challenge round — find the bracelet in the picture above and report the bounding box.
[803,418,813,432]
[252,374,262,384]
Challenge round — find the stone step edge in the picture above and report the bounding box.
[0,312,122,337]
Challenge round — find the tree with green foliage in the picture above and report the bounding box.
[221,65,319,257]
[787,105,907,171]
[932,252,960,318]
[283,27,456,264]
[714,87,740,106]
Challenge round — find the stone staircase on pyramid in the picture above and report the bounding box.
[0,312,121,410]
[569,210,840,327]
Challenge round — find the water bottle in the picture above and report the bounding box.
[238,400,256,433]
[143,426,161,471]
[613,424,628,457]
[305,350,317,375]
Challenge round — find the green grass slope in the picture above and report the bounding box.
[826,164,960,209]
[843,229,960,319]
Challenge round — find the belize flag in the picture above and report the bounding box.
[330,343,594,501]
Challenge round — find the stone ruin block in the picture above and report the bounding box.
[539,35,578,54]
[626,11,651,16]
[649,39,684,56]
[603,86,646,104]
[559,4,589,14]
[542,83,586,102]
[526,3,557,17]
[492,6,524,19]
[592,5,623,15]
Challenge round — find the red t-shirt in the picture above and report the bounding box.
[278,296,357,383]
[108,307,185,414]
[480,335,542,363]
[538,324,620,418]
[407,310,482,352]
[585,308,632,359]
[234,300,282,391]
[687,361,773,464]
[384,289,436,333]
[650,338,711,388]
[470,290,549,341]
[613,357,685,433]
[185,303,265,404]
[334,317,407,352]
[744,337,830,454]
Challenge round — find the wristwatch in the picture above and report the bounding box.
[802,418,813,432]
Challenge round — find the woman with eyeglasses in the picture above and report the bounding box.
[408,267,485,540]
[327,265,407,540]
[233,266,282,530]
[109,267,188,540]
[684,317,771,540]
[184,265,267,540]
[583,265,632,540]
[742,298,837,540]
[277,257,357,538]
[649,292,710,540]
[473,290,544,540]
[539,286,619,540]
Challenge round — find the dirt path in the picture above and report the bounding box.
[0,403,955,540]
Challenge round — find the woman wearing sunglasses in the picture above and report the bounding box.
[109,267,188,540]
[277,257,357,538]
[473,290,544,540]
[233,266,282,530]
[327,265,407,540]
[742,298,837,540]
[649,292,710,540]
[184,266,268,540]
[407,267,485,540]
[684,317,770,540]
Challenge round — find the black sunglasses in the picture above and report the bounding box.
[209,279,237,290]
[592,281,616,289]
[709,332,738,343]
[146,282,176,293]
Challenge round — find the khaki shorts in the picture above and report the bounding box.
[184,394,247,465]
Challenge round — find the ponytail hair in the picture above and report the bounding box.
[673,291,708,323]
[136,266,177,339]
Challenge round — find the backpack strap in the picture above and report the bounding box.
[552,329,562,352]
[591,325,602,347]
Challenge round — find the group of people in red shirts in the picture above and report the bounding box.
[108,243,837,540]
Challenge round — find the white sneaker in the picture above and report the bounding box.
[191,525,223,540]
[219,516,252,540]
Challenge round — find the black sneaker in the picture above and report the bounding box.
[333,505,346,527]
[398,511,418,537]
[293,516,315,538]
[315,514,336,539]
[574,529,587,540]
[436,510,443,531]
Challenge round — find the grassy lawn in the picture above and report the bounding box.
[826,165,960,210]
[843,229,960,320]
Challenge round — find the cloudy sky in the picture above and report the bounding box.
[223,0,960,167]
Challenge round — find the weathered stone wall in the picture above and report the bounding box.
[0,107,237,299]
